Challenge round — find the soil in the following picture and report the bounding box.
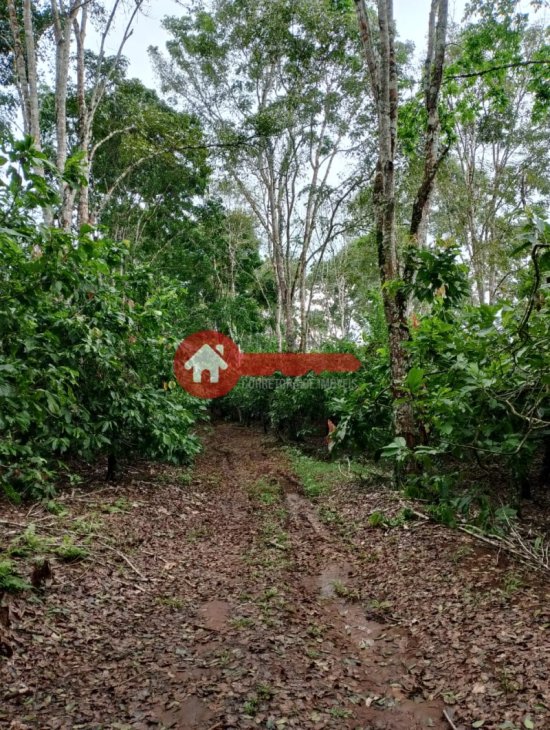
[1,422,548,730]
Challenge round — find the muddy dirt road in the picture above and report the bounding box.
[1,423,548,729]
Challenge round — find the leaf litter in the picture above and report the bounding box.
[0,422,548,729]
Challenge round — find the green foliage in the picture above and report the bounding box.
[219,339,365,441]
[405,243,470,309]
[248,478,282,506]
[8,524,51,558]
[330,345,392,457]
[55,537,89,562]
[44,500,68,517]
[367,508,416,529]
[327,211,550,534]
[0,138,203,498]
[367,511,386,528]
[0,559,30,593]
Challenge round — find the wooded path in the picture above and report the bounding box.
[1,424,548,729]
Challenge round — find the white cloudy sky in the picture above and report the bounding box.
[93,0,470,89]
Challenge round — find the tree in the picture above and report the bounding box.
[150,0,376,351]
[434,5,550,303]
[0,138,202,496]
[87,77,209,228]
[83,75,266,339]
[353,0,450,448]
[305,234,382,346]
[4,0,145,228]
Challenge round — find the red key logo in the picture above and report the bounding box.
[174,330,361,399]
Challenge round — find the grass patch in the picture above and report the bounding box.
[242,684,273,716]
[450,545,474,564]
[8,524,88,564]
[8,524,52,557]
[248,477,282,506]
[156,596,184,610]
[99,497,132,514]
[330,706,352,719]
[307,622,325,638]
[286,449,350,499]
[44,500,68,517]
[367,508,417,529]
[367,598,393,614]
[500,570,523,598]
[186,526,210,542]
[331,580,360,601]
[244,478,292,577]
[73,515,103,536]
[261,519,289,550]
[317,506,343,525]
[179,469,193,487]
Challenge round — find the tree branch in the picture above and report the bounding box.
[445,59,550,81]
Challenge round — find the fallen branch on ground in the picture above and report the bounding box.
[392,496,550,574]
[94,539,150,581]
[443,708,458,730]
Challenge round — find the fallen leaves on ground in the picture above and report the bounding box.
[0,423,548,730]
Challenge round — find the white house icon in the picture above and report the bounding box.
[184,344,228,383]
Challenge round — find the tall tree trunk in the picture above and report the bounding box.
[6,0,31,136]
[409,0,449,246]
[73,4,92,227]
[23,0,40,150]
[298,255,308,352]
[355,0,449,449]
[355,0,417,447]
[9,0,50,224]
[284,286,296,352]
[51,0,78,228]
[275,296,283,352]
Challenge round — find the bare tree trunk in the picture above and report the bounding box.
[23,0,40,150]
[355,0,417,447]
[7,0,143,230]
[284,285,296,352]
[51,0,80,228]
[73,4,91,226]
[275,297,283,352]
[8,0,51,224]
[298,255,308,352]
[6,0,31,135]
[409,0,449,245]
[355,0,448,449]
[377,0,418,444]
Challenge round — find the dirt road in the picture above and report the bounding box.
[1,423,548,729]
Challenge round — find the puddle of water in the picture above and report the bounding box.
[198,599,231,631]
[315,563,447,729]
[318,562,353,598]
[157,695,211,729]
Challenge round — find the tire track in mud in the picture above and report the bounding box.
[282,485,446,730]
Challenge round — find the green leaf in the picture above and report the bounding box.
[404,366,425,393]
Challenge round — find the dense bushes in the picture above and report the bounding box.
[218,369,365,442]
[217,339,392,451]
[0,140,203,500]
[384,230,550,504]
